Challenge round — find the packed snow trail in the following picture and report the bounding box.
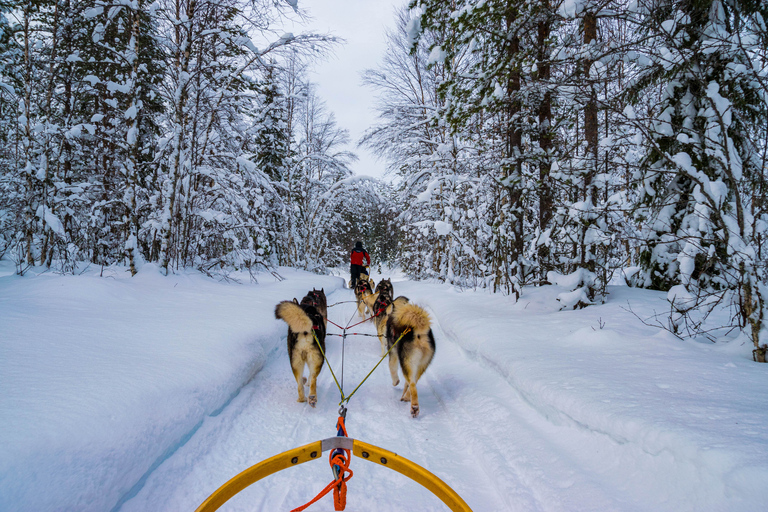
[119,286,645,511]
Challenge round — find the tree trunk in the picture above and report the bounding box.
[581,11,598,284]
[504,7,523,294]
[160,0,196,274]
[21,4,36,269]
[537,16,553,281]
[742,272,766,363]
[125,6,143,276]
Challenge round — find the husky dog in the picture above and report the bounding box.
[354,276,374,318]
[386,299,435,418]
[304,288,327,327]
[378,296,409,353]
[370,280,395,355]
[275,293,327,407]
[375,278,393,299]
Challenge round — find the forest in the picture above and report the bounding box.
[1,0,767,359]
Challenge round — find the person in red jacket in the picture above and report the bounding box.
[350,241,371,288]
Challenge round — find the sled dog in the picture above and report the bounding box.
[275,292,327,407]
[385,299,435,418]
[370,280,395,355]
[304,288,327,327]
[363,273,375,294]
[374,278,393,299]
[378,296,409,353]
[354,276,375,318]
[351,271,372,288]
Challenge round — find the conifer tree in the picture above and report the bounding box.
[627,0,767,357]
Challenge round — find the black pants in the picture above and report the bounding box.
[350,264,366,288]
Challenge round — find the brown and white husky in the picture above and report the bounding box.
[354,276,375,318]
[275,292,327,407]
[385,299,435,418]
[375,278,393,299]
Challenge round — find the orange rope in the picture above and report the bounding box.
[290,416,353,512]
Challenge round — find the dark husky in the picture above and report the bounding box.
[385,298,435,418]
[275,292,327,407]
[304,288,327,327]
[370,281,395,355]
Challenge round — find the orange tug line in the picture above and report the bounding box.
[290,415,351,512]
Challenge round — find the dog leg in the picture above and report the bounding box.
[388,351,400,386]
[308,379,317,407]
[409,381,419,418]
[400,365,413,403]
[307,353,323,408]
[377,323,387,356]
[400,379,411,401]
[357,299,366,319]
[292,362,306,403]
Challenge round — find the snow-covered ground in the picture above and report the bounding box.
[1,259,767,512]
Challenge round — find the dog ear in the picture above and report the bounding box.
[292,298,299,304]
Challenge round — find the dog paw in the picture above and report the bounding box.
[410,405,419,418]
[392,378,399,386]
[308,395,317,408]
[297,396,306,403]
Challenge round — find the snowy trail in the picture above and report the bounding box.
[119,286,638,512]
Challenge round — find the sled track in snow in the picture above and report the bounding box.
[422,311,568,510]
[426,305,634,448]
[425,314,554,511]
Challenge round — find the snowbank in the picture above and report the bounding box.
[0,261,343,511]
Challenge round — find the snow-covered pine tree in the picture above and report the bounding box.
[7,0,83,271]
[412,0,532,295]
[533,0,558,282]
[117,2,164,275]
[248,61,291,267]
[72,1,165,274]
[282,83,357,271]
[16,1,41,270]
[627,0,768,358]
[546,0,630,307]
[362,6,482,287]
[153,0,332,274]
[0,0,20,262]
[410,0,603,295]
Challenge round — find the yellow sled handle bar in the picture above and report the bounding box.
[195,437,472,512]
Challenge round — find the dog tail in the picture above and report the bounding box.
[275,301,313,332]
[392,302,430,331]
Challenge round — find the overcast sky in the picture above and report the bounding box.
[287,0,407,179]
